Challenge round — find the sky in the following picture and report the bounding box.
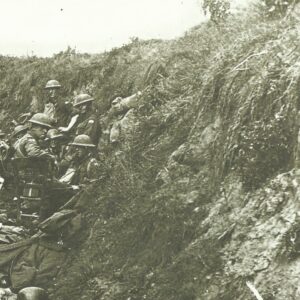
[0,0,251,57]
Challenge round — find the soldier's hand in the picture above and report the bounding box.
[58,126,69,133]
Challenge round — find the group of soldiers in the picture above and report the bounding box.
[0,79,109,299]
[0,79,146,299]
[0,79,104,220]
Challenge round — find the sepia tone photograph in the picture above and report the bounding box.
[0,0,299,299]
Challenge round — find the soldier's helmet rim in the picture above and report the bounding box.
[73,93,94,107]
[69,134,95,147]
[28,113,52,129]
[17,287,48,300]
[44,79,61,89]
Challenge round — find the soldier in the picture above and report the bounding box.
[72,94,101,145]
[104,91,142,148]
[11,124,28,147]
[0,125,28,163]
[60,134,101,186]
[0,125,28,164]
[45,128,70,177]
[14,113,53,158]
[45,128,64,157]
[43,79,72,127]
[59,134,108,212]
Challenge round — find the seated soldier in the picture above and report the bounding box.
[14,113,53,159]
[60,134,100,186]
[57,134,108,213]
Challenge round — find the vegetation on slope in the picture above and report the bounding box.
[2,2,300,299]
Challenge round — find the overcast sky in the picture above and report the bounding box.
[0,0,251,57]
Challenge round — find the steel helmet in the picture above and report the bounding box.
[44,79,61,89]
[73,93,94,107]
[46,128,64,140]
[13,125,28,137]
[28,113,52,129]
[17,287,48,300]
[69,134,95,147]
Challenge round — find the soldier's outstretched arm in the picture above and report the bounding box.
[58,113,79,133]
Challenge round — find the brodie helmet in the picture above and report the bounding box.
[73,94,94,107]
[28,113,52,129]
[12,125,28,137]
[46,128,64,140]
[69,134,95,147]
[17,287,49,300]
[44,79,61,89]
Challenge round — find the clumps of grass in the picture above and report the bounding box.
[234,112,294,189]
[3,5,300,300]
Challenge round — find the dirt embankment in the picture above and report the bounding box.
[2,6,300,300]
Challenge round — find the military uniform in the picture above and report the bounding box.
[71,93,101,145]
[43,79,72,127]
[66,155,100,185]
[59,154,109,212]
[75,114,101,145]
[60,134,109,186]
[14,133,50,158]
[43,100,72,127]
